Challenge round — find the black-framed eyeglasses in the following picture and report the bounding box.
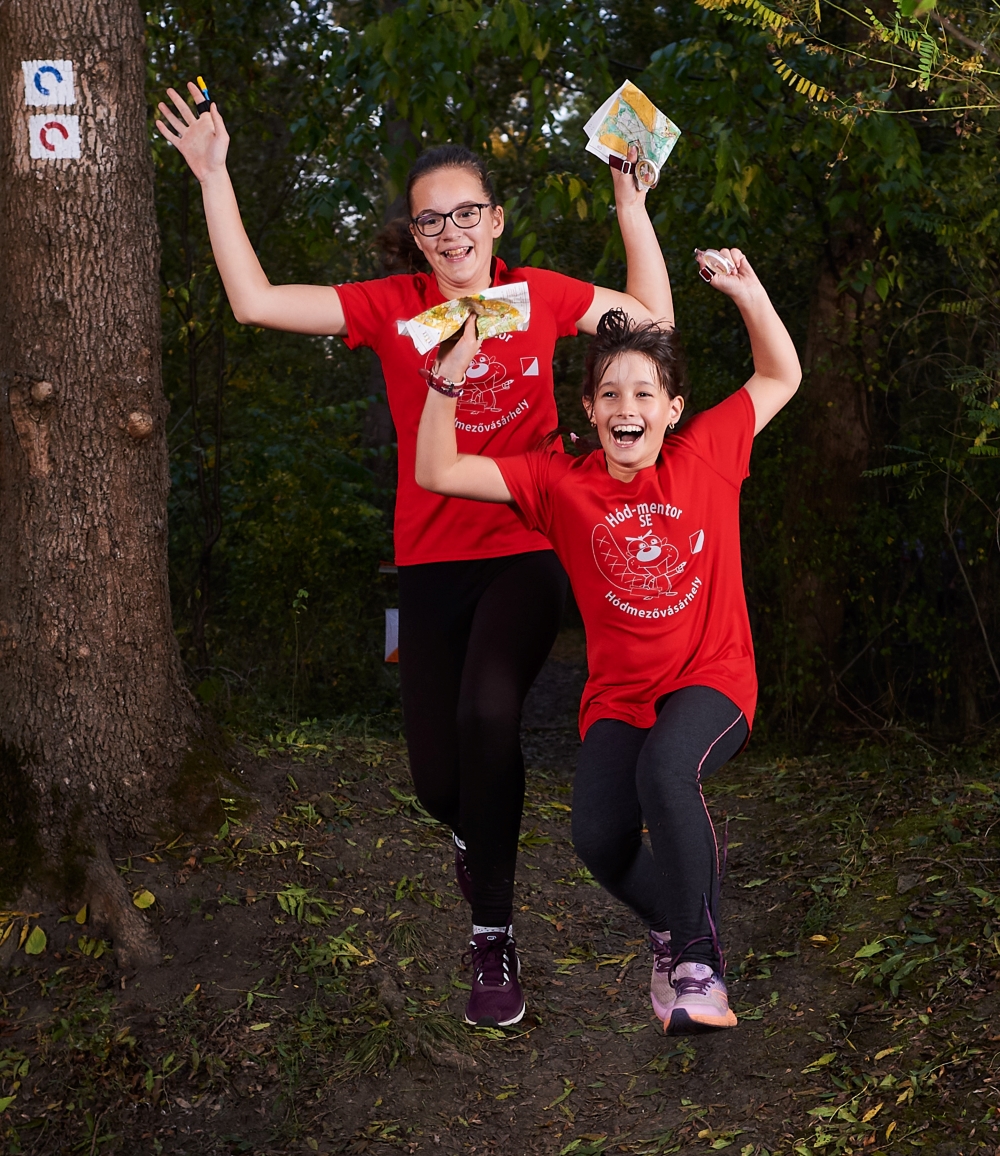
[410,203,492,237]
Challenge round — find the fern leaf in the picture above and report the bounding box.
[699,0,788,29]
[771,57,832,101]
[917,33,939,90]
[864,6,896,43]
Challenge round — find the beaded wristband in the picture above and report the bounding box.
[419,366,466,398]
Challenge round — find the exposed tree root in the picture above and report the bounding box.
[86,841,161,969]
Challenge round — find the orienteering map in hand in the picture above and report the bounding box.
[583,80,680,173]
[397,282,531,355]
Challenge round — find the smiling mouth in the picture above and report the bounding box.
[611,424,644,447]
[441,245,474,260]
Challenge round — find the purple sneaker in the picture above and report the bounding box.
[463,930,524,1027]
[454,835,473,904]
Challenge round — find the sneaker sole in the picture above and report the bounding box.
[464,1002,525,1029]
[666,1006,737,1035]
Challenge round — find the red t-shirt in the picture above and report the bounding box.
[336,259,595,566]
[496,388,758,738]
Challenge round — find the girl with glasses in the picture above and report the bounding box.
[156,82,673,1029]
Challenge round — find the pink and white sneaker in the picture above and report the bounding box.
[664,961,737,1034]
[649,930,675,1021]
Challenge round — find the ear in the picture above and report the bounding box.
[490,204,505,240]
[582,396,595,424]
[669,394,685,425]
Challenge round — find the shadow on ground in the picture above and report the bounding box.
[3,629,1000,1154]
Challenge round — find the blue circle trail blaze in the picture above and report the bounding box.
[34,64,63,96]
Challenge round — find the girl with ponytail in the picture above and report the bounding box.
[157,83,673,1029]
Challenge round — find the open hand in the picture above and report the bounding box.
[696,247,762,309]
[155,81,229,181]
[435,314,483,383]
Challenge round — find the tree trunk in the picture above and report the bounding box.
[783,232,878,717]
[0,0,200,967]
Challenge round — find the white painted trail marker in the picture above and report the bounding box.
[29,115,80,160]
[22,60,75,106]
[384,608,399,663]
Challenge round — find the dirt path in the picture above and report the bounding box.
[3,634,1000,1154]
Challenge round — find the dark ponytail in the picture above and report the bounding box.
[376,145,499,274]
[377,217,427,274]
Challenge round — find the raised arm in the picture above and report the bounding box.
[414,320,513,502]
[578,146,674,333]
[700,248,801,435]
[155,83,347,336]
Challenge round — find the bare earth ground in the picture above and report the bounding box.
[4,629,1000,1155]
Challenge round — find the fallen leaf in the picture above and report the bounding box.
[23,925,46,955]
[132,889,156,910]
[854,941,885,959]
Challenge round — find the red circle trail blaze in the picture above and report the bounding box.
[40,121,70,152]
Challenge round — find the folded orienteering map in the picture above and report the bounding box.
[583,80,681,173]
[397,283,531,355]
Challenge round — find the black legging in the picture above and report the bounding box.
[398,551,568,927]
[572,686,748,968]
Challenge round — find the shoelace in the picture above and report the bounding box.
[720,815,729,885]
[668,895,727,983]
[463,937,511,987]
[650,934,672,975]
[672,972,715,998]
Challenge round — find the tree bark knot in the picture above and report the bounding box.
[127,411,154,440]
[8,376,54,478]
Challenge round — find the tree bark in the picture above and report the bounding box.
[783,232,878,716]
[0,0,200,966]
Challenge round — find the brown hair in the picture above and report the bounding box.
[542,310,688,453]
[583,309,688,407]
[377,145,499,274]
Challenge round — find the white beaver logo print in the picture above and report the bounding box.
[593,524,704,599]
[457,352,513,415]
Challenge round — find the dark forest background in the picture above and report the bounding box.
[146,0,1000,742]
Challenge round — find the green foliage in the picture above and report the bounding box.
[634,1,1000,731]
[275,883,338,925]
[144,0,1000,735]
[147,0,396,720]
